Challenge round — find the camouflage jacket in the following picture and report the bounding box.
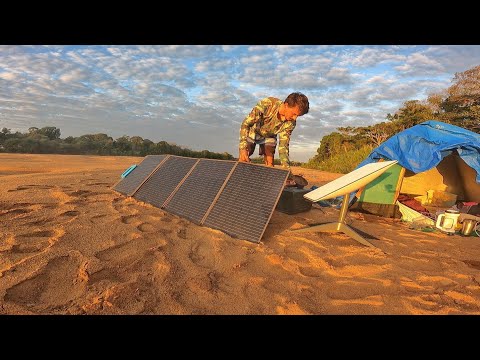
[239,97,296,169]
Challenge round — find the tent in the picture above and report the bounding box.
[354,120,480,206]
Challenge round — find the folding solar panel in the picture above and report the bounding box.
[164,159,236,224]
[133,155,199,208]
[203,162,289,243]
[113,155,167,196]
[116,155,290,244]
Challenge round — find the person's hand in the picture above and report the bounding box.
[238,149,251,163]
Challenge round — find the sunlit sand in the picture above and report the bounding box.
[1,153,480,314]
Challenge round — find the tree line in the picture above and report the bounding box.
[305,65,480,173]
[0,127,234,160]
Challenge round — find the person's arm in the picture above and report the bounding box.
[239,99,270,151]
[278,122,296,169]
[239,99,271,162]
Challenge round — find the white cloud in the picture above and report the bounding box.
[341,47,406,68]
[394,52,444,76]
[0,72,16,81]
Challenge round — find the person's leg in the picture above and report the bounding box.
[246,138,256,157]
[263,137,277,167]
[257,138,271,166]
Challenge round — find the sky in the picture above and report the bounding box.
[1,45,480,162]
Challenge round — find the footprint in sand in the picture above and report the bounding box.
[284,246,309,262]
[7,230,57,254]
[60,210,80,217]
[177,228,187,239]
[137,223,156,233]
[66,190,92,197]
[7,185,54,192]
[120,215,167,233]
[19,230,56,238]
[188,239,218,268]
[66,190,111,202]
[7,187,30,192]
[463,260,480,271]
[0,203,39,218]
[121,215,138,224]
[111,198,137,214]
[11,241,50,254]
[407,294,445,313]
[95,236,167,264]
[88,267,122,285]
[0,208,34,216]
[41,204,58,210]
[90,214,108,224]
[4,254,88,310]
[26,218,53,226]
[207,270,231,295]
[1,229,65,277]
[298,266,326,278]
[0,203,34,211]
[65,199,87,206]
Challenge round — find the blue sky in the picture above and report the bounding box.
[1,45,480,162]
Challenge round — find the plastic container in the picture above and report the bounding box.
[461,219,477,236]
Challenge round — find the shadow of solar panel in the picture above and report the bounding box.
[203,163,289,243]
[113,155,167,195]
[164,159,235,224]
[133,156,198,208]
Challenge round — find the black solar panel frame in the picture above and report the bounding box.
[203,162,289,243]
[133,155,199,209]
[164,159,237,224]
[113,155,168,196]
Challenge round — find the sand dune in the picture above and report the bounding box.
[1,153,480,315]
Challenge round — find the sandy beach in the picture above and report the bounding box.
[1,153,480,315]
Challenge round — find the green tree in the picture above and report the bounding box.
[439,65,480,132]
[130,136,144,155]
[114,136,132,155]
[388,100,436,131]
[38,126,61,140]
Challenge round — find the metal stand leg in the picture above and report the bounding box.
[293,194,377,248]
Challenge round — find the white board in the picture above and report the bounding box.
[304,160,398,202]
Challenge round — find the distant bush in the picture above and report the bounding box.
[0,126,234,160]
[250,156,303,166]
[302,145,373,173]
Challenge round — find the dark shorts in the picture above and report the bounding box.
[246,137,276,157]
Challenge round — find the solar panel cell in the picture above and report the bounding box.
[203,163,289,243]
[113,155,167,195]
[165,159,236,224]
[133,156,198,208]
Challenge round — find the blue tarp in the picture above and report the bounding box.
[357,121,480,183]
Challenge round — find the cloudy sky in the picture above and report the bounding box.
[1,45,480,162]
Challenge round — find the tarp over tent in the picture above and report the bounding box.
[352,121,480,206]
[357,120,480,182]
